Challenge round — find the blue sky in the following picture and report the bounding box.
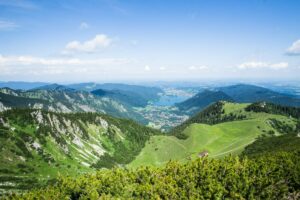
[0,0,300,82]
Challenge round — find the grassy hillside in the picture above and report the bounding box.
[129,102,298,168]
[0,109,160,193]
[170,101,247,139]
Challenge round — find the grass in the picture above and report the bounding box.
[128,102,297,168]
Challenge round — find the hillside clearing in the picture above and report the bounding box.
[129,102,297,168]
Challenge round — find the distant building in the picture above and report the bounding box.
[260,102,266,108]
[198,150,209,158]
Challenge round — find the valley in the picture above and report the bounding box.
[0,82,300,197]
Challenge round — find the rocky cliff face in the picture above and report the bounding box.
[0,109,159,193]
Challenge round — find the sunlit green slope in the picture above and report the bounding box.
[129,102,298,167]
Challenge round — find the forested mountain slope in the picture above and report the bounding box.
[91,89,149,107]
[0,109,160,193]
[242,133,300,157]
[176,90,233,115]
[0,87,147,124]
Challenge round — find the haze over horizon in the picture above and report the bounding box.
[1,0,300,82]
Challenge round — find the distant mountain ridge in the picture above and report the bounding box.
[176,90,233,115]
[31,82,163,107]
[31,83,75,92]
[176,84,300,115]
[91,89,149,107]
[219,84,300,106]
[2,83,300,129]
[68,82,163,102]
[0,81,49,90]
[0,87,147,124]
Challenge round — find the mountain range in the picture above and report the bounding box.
[176,90,234,115]
[0,82,49,90]
[1,81,300,195]
[2,100,298,193]
[176,84,300,115]
[1,83,300,128]
[68,82,163,102]
[91,89,149,107]
[0,86,147,124]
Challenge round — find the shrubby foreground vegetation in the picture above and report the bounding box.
[5,150,300,200]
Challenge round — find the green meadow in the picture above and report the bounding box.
[129,103,296,167]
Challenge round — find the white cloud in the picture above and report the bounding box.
[270,62,289,70]
[188,65,207,70]
[0,55,130,66]
[0,20,18,30]
[144,65,151,71]
[238,62,267,69]
[0,54,133,77]
[159,67,166,71]
[64,34,112,53]
[238,61,288,70]
[286,39,300,55]
[188,66,196,70]
[79,22,89,30]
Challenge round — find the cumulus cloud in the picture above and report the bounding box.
[79,22,89,30]
[0,55,131,66]
[0,54,133,77]
[286,39,300,55]
[238,61,288,70]
[0,20,18,30]
[188,65,207,70]
[270,62,289,69]
[63,34,112,53]
[144,65,151,71]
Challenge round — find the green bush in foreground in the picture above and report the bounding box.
[6,151,300,200]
